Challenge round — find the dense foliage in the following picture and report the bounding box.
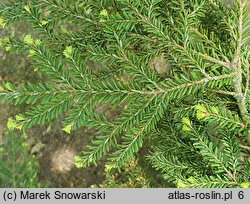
[0,0,250,187]
[92,159,151,188]
[0,131,43,187]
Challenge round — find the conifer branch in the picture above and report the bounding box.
[231,0,248,119]
[197,53,231,69]
[128,4,232,71]
[209,89,236,96]
[190,127,236,181]
[110,94,167,167]
[177,176,239,188]
[243,58,249,97]
[190,28,230,63]
[0,0,249,188]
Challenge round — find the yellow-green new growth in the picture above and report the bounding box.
[74,155,84,168]
[176,180,188,188]
[7,118,17,130]
[182,117,191,126]
[41,20,48,26]
[4,82,14,91]
[63,46,73,59]
[182,117,192,132]
[7,118,22,130]
[99,9,108,23]
[28,49,36,57]
[104,164,113,173]
[0,37,12,51]
[0,17,6,28]
[100,9,108,17]
[0,0,249,188]
[62,123,73,134]
[23,34,34,45]
[195,104,209,120]
[23,5,31,13]
[16,114,25,121]
[240,182,250,188]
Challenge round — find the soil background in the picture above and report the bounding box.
[0,0,247,187]
[0,20,106,187]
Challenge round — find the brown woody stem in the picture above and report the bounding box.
[231,0,248,121]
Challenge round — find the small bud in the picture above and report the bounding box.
[28,49,36,57]
[195,104,207,112]
[187,176,195,183]
[5,46,12,51]
[4,82,13,91]
[195,104,209,120]
[63,46,73,58]
[105,164,113,172]
[23,34,34,45]
[23,5,31,13]
[16,114,25,121]
[177,180,188,188]
[74,155,83,168]
[182,124,191,132]
[7,118,17,130]
[196,110,208,120]
[100,9,108,17]
[182,117,191,126]
[41,20,48,26]
[62,123,73,133]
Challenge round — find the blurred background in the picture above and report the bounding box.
[0,4,106,187]
[0,0,247,187]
